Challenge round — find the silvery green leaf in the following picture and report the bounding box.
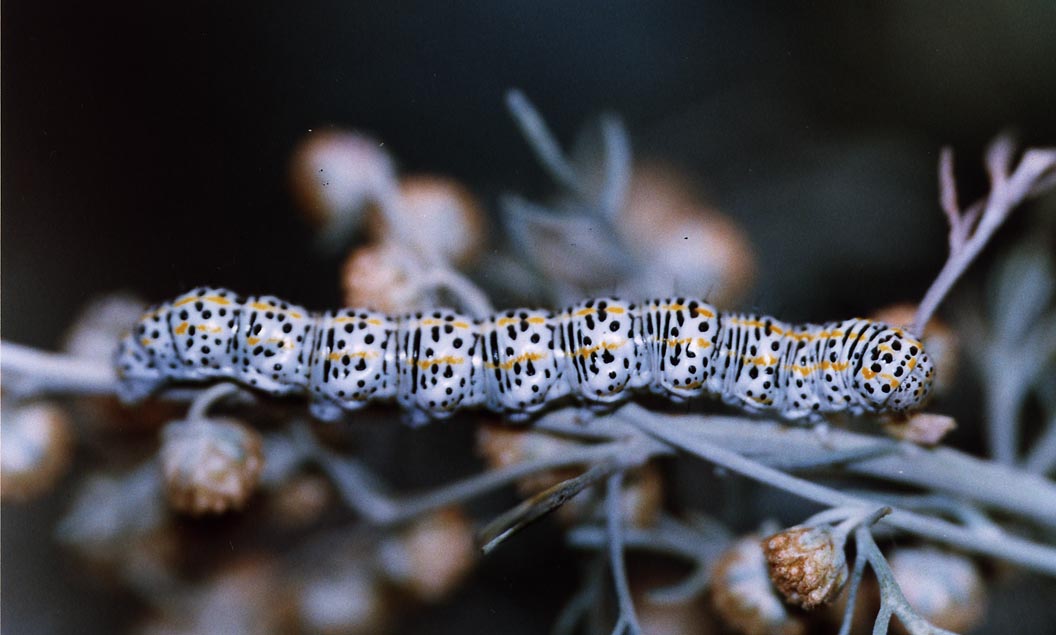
[501,194,629,289]
[989,245,1055,344]
[570,113,632,219]
[505,89,584,197]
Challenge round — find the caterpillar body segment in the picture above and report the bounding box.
[116,288,935,423]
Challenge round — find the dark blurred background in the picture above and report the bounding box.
[4,2,1056,633]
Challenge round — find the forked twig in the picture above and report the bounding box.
[914,137,1056,335]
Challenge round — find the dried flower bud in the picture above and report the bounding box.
[269,473,333,529]
[712,536,805,635]
[1,401,74,502]
[762,525,849,609]
[882,412,957,445]
[888,548,986,634]
[377,508,475,602]
[296,557,388,635]
[289,129,396,230]
[159,417,264,515]
[341,242,425,313]
[620,162,755,308]
[368,175,487,265]
[871,304,958,395]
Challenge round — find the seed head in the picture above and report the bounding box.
[369,175,487,266]
[377,508,476,602]
[288,128,396,230]
[762,525,849,609]
[888,548,985,633]
[159,417,264,515]
[341,242,423,313]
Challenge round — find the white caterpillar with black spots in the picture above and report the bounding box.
[116,287,934,425]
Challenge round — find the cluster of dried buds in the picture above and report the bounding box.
[288,127,489,314]
[60,483,477,635]
[619,161,756,308]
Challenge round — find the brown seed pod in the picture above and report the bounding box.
[711,536,806,635]
[882,412,957,446]
[288,128,396,230]
[340,241,425,314]
[0,401,74,502]
[376,508,476,602]
[888,548,986,634]
[620,161,756,308]
[762,525,849,609]
[368,175,488,266]
[269,473,334,529]
[871,303,959,396]
[159,417,264,515]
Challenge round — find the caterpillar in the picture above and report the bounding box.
[115,287,934,425]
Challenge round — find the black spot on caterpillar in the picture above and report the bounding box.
[116,288,935,425]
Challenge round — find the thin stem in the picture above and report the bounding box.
[315,451,401,523]
[598,114,631,219]
[857,528,959,635]
[569,515,726,565]
[606,471,641,635]
[938,147,964,250]
[553,555,607,635]
[480,461,618,554]
[314,432,648,525]
[416,268,495,318]
[837,547,868,635]
[506,89,586,196]
[185,382,242,422]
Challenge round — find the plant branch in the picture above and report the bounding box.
[622,405,1056,575]
[914,138,1056,335]
[1,340,119,396]
[856,527,959,635]
[506,89,586,197]
[605,471,641,635]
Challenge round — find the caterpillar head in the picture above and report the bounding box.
[114,330,164,403]
[854,326,935,415]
